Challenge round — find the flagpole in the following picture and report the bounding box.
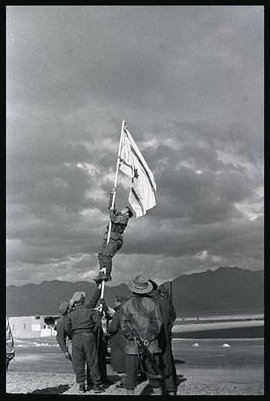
[100,120,125,300]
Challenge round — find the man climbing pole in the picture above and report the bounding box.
[93,121,156,287]
[93,120,156,299]
[94,188,133,283]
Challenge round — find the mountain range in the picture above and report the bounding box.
[6,266,264,317]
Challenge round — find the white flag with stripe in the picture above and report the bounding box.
[119,124,156,217]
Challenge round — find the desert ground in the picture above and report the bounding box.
[6,322,264,396]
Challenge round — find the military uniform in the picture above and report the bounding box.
[84,295,112,386]
[97,192,130,279]
[65,292,102,389]
[56,302,72,358]
[120,277,163,395]
[107,303,126,373]
[149,285,177,395]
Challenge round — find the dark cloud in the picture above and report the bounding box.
[6,6,263,285]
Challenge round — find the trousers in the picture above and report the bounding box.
[87,329,108,384]
[71,332,101,384]
[98,237,123,275]
[123,354,163,390]
[68,341,92,386]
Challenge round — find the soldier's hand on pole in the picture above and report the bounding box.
[69,299,75,310]
[108,188,116,210]
[100,299,108,313]
[64,351,72,360]
[97,303,103,316]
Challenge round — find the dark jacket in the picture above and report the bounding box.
[84,286,102,309]
[148,289,176,376]
[121,294,162,354]
[57,287,100,351]
[66,304,101,335]
[107,305,125,373]
[103,195,129,241]
[65,287,102,336]
[149,290,176,341]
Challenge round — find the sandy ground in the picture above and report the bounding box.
[6,336,264,395]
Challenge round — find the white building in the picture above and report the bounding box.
[8,315,58,339]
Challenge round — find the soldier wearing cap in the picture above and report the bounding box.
[56,302,72,360]
[65,291,104,393]
[94,188,133,283]
[120,276,164,395]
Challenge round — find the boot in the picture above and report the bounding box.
[103,273,112,281]
[152,386,162,395]
[79,382,86,393]
[93,383,104,393]
[103,378,114,386]
[86,381,93,391]
[94,272,111,283]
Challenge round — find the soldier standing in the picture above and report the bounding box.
[107,294,127,387]
[148,280,177,395]
[120,276,164,395]
[66,291,104,393]
[56,301,72,360]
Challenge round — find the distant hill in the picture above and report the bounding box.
[169,266,264,317]
[6,266,264,317]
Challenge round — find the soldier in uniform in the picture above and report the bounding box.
[56,301,72,360]
[94,188,133,283]
[159,282,177,391]
[66,291,104,393]
[148,280,177,395]
[120,276,164,395]
[107,294,127,387]
[84,298,114,388]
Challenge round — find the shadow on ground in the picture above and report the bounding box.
[107,374,120,383]
[87,375,119,390]
[28,384,71,394]
[140,383,153,395]
[177,377,187,386]
[174,359,186,364]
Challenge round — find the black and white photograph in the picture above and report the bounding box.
[6,5,264,396]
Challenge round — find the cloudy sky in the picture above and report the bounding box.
[6,6,264,287]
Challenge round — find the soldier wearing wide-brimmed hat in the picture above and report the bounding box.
[120,275,164,395]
